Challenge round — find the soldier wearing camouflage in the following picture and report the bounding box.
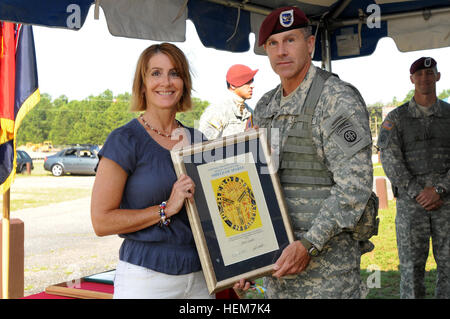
[248,6,374,299]
[198,90,253,139]
[198,64,257,140]
[378,57,450,299]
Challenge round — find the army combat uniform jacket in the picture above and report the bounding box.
[198,91,253,140]
[378,98,450,197]
[253,65,373,298]
[378,98,450,298]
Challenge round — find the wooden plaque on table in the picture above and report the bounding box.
[45,279,113,299]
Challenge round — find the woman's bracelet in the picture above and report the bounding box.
[159,201,171,227]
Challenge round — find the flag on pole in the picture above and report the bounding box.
[0,22,40,194]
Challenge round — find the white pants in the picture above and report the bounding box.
[113,260,214,299]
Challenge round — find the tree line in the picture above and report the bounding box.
[367,88,449,136]
[16,90,209,147]
[17,88,449,147]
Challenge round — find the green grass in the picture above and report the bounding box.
[7,187,92,211]
[373,162,386,177]
[367,161,437,298]
[2,161,92,211]
[361,199,437,298]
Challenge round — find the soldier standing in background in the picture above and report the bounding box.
[235,6,374,298]
[198,64,258,139]
[378,57,450,299]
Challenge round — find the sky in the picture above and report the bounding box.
[32,8,450,109]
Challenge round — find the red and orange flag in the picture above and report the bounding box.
[0,22,40,194]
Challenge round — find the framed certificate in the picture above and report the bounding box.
[170,129,294,294]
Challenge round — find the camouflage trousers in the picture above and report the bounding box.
[396,195,450,299]
[264,233,365,299]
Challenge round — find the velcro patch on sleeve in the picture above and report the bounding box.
[377,119,395,149]
[323,108,371,158]
[381,120,394,130]
[331,118,371,157]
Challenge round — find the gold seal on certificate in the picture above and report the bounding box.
[214,172,262,236]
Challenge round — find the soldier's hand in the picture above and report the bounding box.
[233,278,255,298]
[233,278,252,291]
[424,199,444,211]
[416,186,440,209]
[272,241,310,278]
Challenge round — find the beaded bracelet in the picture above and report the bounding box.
[159,201,171,227]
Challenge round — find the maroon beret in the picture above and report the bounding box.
[258,6,310,46]
[410,57,437,74]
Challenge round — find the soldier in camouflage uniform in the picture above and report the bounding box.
[378,57,450,299]
[235,7,373,298]
[198,64,258,139]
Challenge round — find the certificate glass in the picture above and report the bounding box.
[171,129,294,294]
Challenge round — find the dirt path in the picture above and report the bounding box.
[9,176,122,297]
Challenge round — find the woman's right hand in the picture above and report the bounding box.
[165,174,195,217]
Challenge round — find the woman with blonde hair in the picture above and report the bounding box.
[91,43,211,299]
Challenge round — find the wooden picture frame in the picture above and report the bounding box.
[171,129,294,294]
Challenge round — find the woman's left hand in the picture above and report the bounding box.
[165,174,195,217]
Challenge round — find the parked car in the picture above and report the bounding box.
[16,150,34,173]
[44,145,99,176]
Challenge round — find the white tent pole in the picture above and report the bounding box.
[321,27,332,72]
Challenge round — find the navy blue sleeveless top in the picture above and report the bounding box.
[99,118,206,275]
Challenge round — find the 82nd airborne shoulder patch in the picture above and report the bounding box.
[324,109,371,158]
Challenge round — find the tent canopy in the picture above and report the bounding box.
[1,0,450,68]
